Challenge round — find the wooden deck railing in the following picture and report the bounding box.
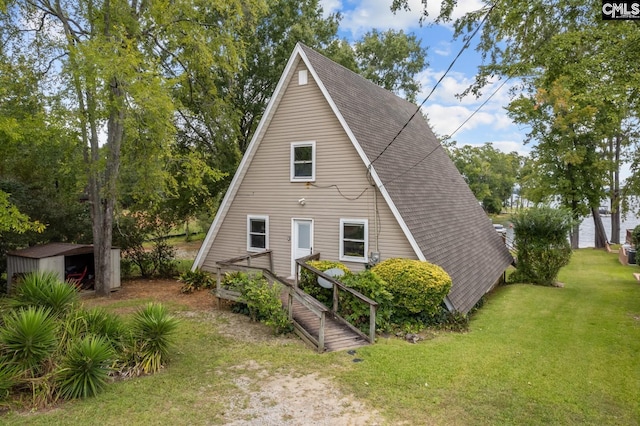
[214,251,331,352]
[295,253,378,344]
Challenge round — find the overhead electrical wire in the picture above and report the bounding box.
[368,2,497,168]
[380,76,511,188]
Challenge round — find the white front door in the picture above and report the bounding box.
[292,219,313,276]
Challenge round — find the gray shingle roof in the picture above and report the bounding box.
[8,243,95,259]
[300,44,513,314]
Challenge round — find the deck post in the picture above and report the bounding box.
[369,304,376,343]
[216,267,222,310]
[288,289,293,320]
[269,251,274,272]
[294,262,299,288]
[332,283,339,314]
[318,312,325,353]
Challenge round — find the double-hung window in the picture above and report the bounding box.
[339,219,368,262]
[247,215,269,252]
[290,141,316,182]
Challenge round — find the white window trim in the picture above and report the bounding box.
[339,219,368,263]
[298,69,308,85]
[247,215,269,252]
[290,141,316,182]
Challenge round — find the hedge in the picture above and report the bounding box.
[372,258,451,317]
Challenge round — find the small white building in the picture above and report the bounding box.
[6,243,120,292]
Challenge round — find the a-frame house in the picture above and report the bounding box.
[194,43,513,314]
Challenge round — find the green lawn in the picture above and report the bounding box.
[2,249,639,424]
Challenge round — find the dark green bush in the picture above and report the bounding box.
[113,213,177,278]
[510,207,573,285]
[632,224,640,249]
[179,269,215,294]
[372,258,452,318]
[339,270,394,333]
[298,260,351,306]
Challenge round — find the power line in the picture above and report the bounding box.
[368,2,497,167]
[380,76,512,188]
[446,77,511,140]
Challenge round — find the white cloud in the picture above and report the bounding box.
[320,0,487,37]
[320,0,343,17]
[433,41,451,56]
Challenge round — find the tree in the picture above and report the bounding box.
[3,0,262,295]
[354,29,427,103]
[448,143,520,214]
[231,0,340,153]
[395,1,640,247]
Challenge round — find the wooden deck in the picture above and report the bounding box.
[284,296,370,352]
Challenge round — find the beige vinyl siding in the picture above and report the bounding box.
[201,62,416,276]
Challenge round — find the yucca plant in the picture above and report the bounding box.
[0,358,20,401]
[130,303,179,374]
[84,308,126,350]
[57,335,114,399]
[11,271,78,316]
[0,306,58,374]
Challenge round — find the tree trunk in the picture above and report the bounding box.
[570,223,580,249]
[610,134,621,244]
[592,207,608,249]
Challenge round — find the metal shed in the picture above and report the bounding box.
[6,243,120,293]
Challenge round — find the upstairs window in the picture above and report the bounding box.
[290,141,316,182]
[340,219,368,262]
[247,215,269,252]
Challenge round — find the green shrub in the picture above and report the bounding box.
[57,335,114,399]
[129,303,179,374]
[240,274,292,335]
[372,258,452,317]
[632,224,640,249]
[11,271,78,316]
[510,207,573,285]
[339,270,394,332]
[179,269,215,294]
[0,306,58,374]
[298,260,351,305]
[151,239,177,278]
[221,271,250,293]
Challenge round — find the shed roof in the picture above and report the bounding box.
[7,243,95,259]
[298,44,513,314]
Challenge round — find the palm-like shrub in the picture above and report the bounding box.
[130,303,179,374]
[0,306,58,374]
[83,308,126,348]
[11,271,78,316]
[0,359,20,400]
[57,335,114,399]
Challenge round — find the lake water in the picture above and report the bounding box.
[504,214,640,248]
[577,214,640,248]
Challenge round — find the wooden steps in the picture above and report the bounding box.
[286,297,369,352]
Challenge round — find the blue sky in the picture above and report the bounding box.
[319,0,531,157]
